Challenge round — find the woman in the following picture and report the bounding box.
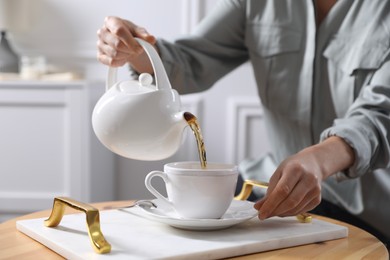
[97,0,390,246]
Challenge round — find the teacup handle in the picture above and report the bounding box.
[106,38,172,92]
[144,171,172,208]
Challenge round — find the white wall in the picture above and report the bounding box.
[6,0,270,201]
[10,0,202,78]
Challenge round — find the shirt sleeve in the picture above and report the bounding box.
[321,56,390,180]
[155,0,249,95]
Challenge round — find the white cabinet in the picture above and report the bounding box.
[0,81,115,222]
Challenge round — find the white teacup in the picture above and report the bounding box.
[145,161,238,219]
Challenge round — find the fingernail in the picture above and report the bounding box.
[259,211,268,220]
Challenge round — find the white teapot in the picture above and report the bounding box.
[92,38,189,160]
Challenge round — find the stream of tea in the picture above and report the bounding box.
[184,112,207,169]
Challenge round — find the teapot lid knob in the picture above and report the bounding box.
[139,73,153,87]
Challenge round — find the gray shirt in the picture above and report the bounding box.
[156,0,390,236]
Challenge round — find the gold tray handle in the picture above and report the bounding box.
[235,179,312,223]
[44,197,111,254]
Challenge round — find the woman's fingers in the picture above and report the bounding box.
[254,154,322,220]
[104,16,156,53]
[97,16,156,68]
[257,166,300,220]
[276,182,321,217]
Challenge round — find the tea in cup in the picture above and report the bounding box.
[144,161,238,219]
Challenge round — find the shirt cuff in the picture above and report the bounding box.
[320,121,371,180]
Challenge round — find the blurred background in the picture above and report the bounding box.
[0,0,269,222]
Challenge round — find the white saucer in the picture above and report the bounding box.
[128,199,258,231]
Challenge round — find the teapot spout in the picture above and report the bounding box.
[174,111,200,128]
[183,111,197,123]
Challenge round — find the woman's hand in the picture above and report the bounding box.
[254,148,323,219]
[254,136,355,220]
[97,16,156,73]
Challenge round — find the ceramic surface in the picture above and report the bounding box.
[92,38,187,160]
[145,162,239,219]
[130,199,258,231]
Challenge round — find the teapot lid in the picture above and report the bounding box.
[117,73,155,93]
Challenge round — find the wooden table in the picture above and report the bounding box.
[0,200,388,259]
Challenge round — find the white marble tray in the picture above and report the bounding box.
[16,206,348,260]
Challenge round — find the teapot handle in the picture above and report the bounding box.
[106,38,172,92]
